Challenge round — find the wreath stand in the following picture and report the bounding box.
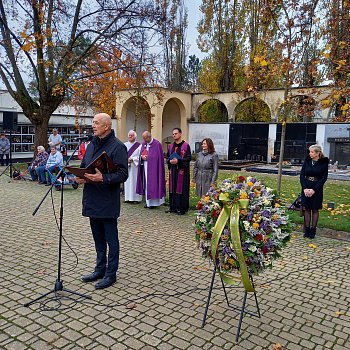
[201,263,261,342]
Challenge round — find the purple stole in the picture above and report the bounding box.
[168,142,189,194]
[127,142,140,158]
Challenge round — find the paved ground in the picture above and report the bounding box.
[0,171,349,350]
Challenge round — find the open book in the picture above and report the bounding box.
[65,151,117,180]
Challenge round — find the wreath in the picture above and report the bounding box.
[194,176,292,288]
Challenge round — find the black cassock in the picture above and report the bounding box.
[167,141,191,214]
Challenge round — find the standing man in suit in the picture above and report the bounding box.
[77,113,128,289]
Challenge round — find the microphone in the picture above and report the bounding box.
[71,134,94,142]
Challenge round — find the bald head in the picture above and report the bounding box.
[93,113,112,138]
[142,131,152,143]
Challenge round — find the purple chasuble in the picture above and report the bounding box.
[136,139,166,199]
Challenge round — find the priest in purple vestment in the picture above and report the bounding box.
[136,131,166,208]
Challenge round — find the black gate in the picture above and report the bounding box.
[228,123,269,161]
[274,123,316,164]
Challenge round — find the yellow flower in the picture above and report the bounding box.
[240,192,248,199]
[247,181,254,187]
[254,189,261,197]
[308,243,317,249]
[204,196,210,202]
[275,203,281,208]
[253,222,260,229]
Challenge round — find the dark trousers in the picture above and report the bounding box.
[89,218,119,278]
[0,153,9,166]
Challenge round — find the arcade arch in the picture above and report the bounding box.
[277,95,319,122]
[234,97,271,122]
[162,98,184,152]
[121,97,151,140]
[197,99,228,122]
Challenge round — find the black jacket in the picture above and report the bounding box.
[81,130,128,218]
[300,155,329,209]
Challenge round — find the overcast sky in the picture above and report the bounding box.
[184,0,205,59]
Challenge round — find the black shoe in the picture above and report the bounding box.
[165,209,176,213]
[81,272,105,283]
[95,276,116,289]
[303,227,311,238]
[309,227,316,239]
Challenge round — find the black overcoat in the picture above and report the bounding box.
[300,155,329,210]
[81,130,128,218]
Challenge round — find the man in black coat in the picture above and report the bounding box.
[77,113,128,289]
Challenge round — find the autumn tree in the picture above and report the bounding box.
[156,0,188,90]
[198,0,246,92]
[321,0,350,121]
[0,0,161,149]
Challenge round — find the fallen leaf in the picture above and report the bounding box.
[193,266,210,271]
[346,247,350,251]
[335,311,344,316]
[273,343,282,350]
[37,268,46,275]
[133,230,143,234]
[308,244,317,249]
[42,240,53,245]
[303,256,309,260]
[125,303,137,309]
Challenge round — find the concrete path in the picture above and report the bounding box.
[0,174,349,350]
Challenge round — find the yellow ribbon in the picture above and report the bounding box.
[211,198,255,292]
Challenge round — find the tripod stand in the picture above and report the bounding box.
[24,141,91,307]
[0,130,16,179]
[201,264,261,342]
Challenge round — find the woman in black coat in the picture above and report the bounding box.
[300,144,329,239]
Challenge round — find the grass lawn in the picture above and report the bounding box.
[188,169,350,233]
[12,161,349,232]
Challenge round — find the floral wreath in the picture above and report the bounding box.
[194,176,292,290]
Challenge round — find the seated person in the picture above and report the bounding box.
[28,146,49,181]
[36,147,64,185]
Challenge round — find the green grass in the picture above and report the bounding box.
[13,162,350,232]
[188,170,350,233]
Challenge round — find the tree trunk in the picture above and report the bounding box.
[33,117,50,151]
[277,86,290,195]
[277,121,287,194]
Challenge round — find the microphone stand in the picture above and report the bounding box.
[24,141,92,307]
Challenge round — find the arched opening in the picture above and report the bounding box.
[277,95,319,122]
[197,99,228,122]
[234,97,271,122]
[327,100,350,122]
[123,96,152,141]
[162,98,183,153]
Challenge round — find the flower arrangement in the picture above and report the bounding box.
[194,176,292,275]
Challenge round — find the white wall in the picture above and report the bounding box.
[189,123,230,159]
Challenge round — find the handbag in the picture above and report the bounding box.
[288,194,304,217]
